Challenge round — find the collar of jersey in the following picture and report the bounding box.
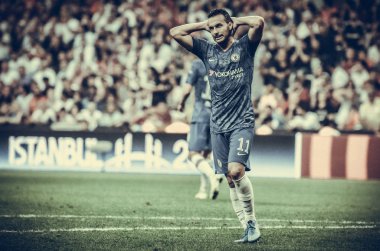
[215,38,237,53]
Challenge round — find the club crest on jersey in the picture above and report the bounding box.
[231,53,240,62]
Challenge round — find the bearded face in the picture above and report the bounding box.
[208,14,233,46]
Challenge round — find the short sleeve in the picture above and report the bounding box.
[192,37,209,61]
[240,34,257,58]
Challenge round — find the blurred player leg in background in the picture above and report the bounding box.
[189,150,220,200]
[186,157,208,199]
[179,59,221,199]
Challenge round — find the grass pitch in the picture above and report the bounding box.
[0,170,379,250]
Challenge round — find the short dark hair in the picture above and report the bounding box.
[208,9,232,23]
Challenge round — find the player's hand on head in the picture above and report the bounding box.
[232,17,238,31]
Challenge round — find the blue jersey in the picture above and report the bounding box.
[191,34,256,133]
[186,59,211,123]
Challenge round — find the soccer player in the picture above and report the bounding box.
[178,58,220,200]
[170,9,264,243]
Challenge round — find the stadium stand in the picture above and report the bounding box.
[0,0,379,134]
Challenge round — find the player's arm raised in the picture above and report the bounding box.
[233,24,250,40]
[170,21,208,51]
[232,16,265,44]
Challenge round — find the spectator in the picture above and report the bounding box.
[17,66,33,86]
[78,102,102,131]
[28,81,48,115]
[318,118,341,136]
[359,89,380,132]
[0,85,13,104]
[150,66,174,107]
[289,39,311,74]
[316,22,337,69]
[331,62,349,89]
[0,101,22,124]
[367,38,380,65]
[267,48,291,89]
[342,12,365,49]
[288,101,320,131]
[0,61,19,86]
[98,100,124,128]
[350,62,370,90]
[137,102,172,133]
[14,85,33,116]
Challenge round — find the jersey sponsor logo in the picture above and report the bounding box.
[231,53,240,62]
[237,152,247,156]
[208,67,244,79]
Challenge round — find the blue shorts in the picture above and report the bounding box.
[211,127,254,174]
[188,122,211,152]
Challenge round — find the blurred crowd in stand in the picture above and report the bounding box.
[0,0,379,135]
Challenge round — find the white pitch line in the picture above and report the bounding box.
[0,225,378,234]
[0,215,377,225]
